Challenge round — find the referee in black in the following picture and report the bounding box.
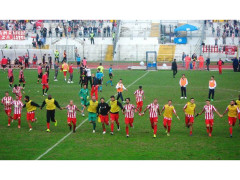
[171,59,178,78]
[40,94,62,132]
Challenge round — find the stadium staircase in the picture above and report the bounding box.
[105,45,113,61]
[157,45,176,61]
[150,23,160,37]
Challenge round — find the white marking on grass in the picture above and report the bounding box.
[35,71,150,160]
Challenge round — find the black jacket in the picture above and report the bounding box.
[97,102,110,115]
[171,61,177,70]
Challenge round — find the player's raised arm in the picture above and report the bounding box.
[54,100,62,110]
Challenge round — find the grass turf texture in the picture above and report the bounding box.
[0,69,240,160]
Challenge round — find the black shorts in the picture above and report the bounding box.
[109,73,113,78]
[19,78,25,83]
[47,110,55,123]
[38,73,43,78]
[9,76,14,83]
[77,61,80,65]
[2,65,6,68]
[98,79,102,85]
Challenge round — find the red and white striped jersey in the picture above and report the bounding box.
[66,105,77,118]
[147,103,159,118]
[12,100,23,114]
[134,89,144,102]
[203,105,217,119]
[123,104,135,118]
[1,96,13,110]
[12,86,23,97]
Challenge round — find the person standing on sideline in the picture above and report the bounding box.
[182,52,186,67]
[222,100,240,138]
[185,55,191,70]
[106,64,113,86]
[76,54,81,68]
[208,76,217,101]
[90,31,95,44]
[48,54,52,69]
[109,95,123,135]
[68,63,74,83]
[54,61,59,81]
[40,94,62,132]
[24,53,29,69]
[116,79,128,103]
[62,50,67,63]
[198,55,205,70]
[183,98,196,136]
[236,95,240,125]
[85,95,98,133]
[179,74,188,99]
[232,57,238,72]
[32,54,38,65]
[37,63,42,84]
[54,50,59,63]
[97,97,110,134]
[206,56,210,71]
[217,58,224,74]
[171,59,177,78]
[62,61,69,81]
[85,66,92,88]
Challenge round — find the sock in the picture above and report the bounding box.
[37,79,39,83]
[93,122,96,130]
[45,88,49,93]
[23,84,25,88]
[73,123,76,131]
[164,125,167,130]
[116,120,119,126]
[210,127,213,133]
[10,84,12,87]
[111,123,114,132]
[18,119,21,126]
[229,127,232,135]
[42,89,45,95]
[168,126,171,133]
[126,126,129,135]
[47,122,50,129]
[130,123,133,127]
[68,123,72,127]
[139,106,142,113]
[190,130,192,135]
[110,81,113,86]
[154,125,157,135]
[151,123,154,129]
[206,127,209,133]
[8,118,10,125]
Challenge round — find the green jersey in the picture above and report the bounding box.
[79,88,89,99]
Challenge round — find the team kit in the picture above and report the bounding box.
[1,65,240,138]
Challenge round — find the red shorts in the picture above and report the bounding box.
[150,117,158,123]
[42,84,49,89]
[185,116,194,124]
[67,118,76,124]
[125,118,134,124]
[228,117,237,126]
[5,109,11,116]
[63,71,67,76]
[110,113,119,121]
[100,115,109,124]
[136,101,143,107]
[163,118,172,126]
[27,112,35,121]
[205,119,214,126]
[238,113,240,120]
[19,96,22,100]
[13,114,21,120]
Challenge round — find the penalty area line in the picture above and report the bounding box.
[35,71,150,160]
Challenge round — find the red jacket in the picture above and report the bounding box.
[1,58,7,65]
[69,65,73,73]
[42,74,48,84]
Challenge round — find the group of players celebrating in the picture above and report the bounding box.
[1,63,240,138]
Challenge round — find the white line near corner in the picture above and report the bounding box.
[35,71,150,160]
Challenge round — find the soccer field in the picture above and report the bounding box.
[0,69,240,160]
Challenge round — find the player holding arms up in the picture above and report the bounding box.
[63,100,81,133]
[142,98,160,138]
[109,95,123,135]
[12,84,23,100]
[134,86,145,115]
[222,100,240,138]
[1,91,13,127]
[183,98,196,136]
[122,98,136,138]
[197,100,222,137]
[23,96,40,131]
[11,95,24,128]
[160,100,180,136]
[97,97,110,134]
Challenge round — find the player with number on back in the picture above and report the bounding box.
[183,98,196,136]
[160,100,180,137]
[122,98,137,138]
[142,98,160,138]
[197,100,222,137]
[1,91,13,127]
[134,86,145,115]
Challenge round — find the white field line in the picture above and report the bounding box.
[35,71,150,160]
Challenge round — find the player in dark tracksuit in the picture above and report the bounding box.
[171,59,178,78]
[97,97,111,134]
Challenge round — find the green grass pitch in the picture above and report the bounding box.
[0,68,240,160]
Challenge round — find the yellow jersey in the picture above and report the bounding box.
[45,98,56,110]
[97,66,104,73]
[110,100,120,113]
[236,100,240,109]
[87,100,98,113]
[26,100,37,112]
[163,104,176,119]
[184,102,196,116]
[226,105,238,117]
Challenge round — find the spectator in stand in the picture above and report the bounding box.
[90,31,95,44]
[107,26,111,37]
[37,38,42,49]
[103,27,106,37]
[32,38,37,48]
[206,57,210,71]
[68,26,72,38]
[59,26,63,38]
[33,54,38,65]
[55,26,59,37]
[215,37,218,46]
[182,52,186,67]
[14,58,19,67]
[49,27,52,37]
[222,32,227,44]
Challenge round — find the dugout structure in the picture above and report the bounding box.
[146,51,157,70]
